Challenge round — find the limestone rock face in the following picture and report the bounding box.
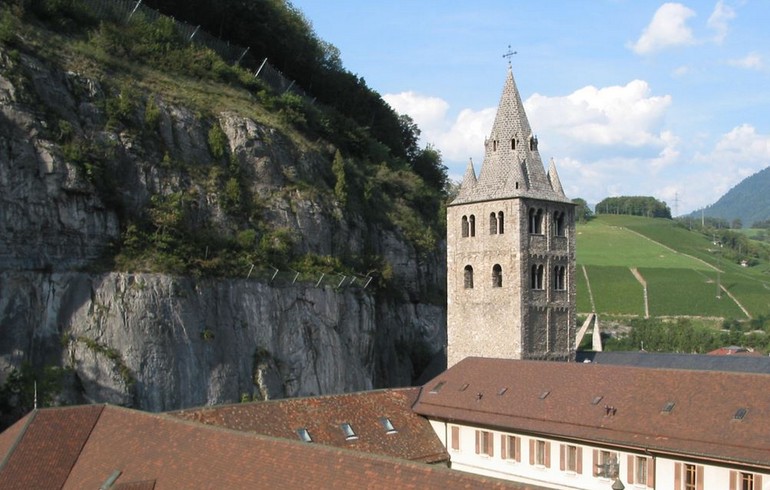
[0,44,446,414]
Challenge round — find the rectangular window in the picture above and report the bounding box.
[741,472,755,490]
[475,430,493,456]
[561,444,580,473]
[595,450,617,478]
[535,440,546,466]
[451,426,460,451]
[684,463,697,490]
[635,456,648,485]
[501,435,519,461]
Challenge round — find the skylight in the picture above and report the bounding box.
[734,408,748,421]
[497,387,508,396]
[340,423,358,440]
[296,428,312,443]
[661,402,676,414]
[539,391,550,400]
[379,417,397,434]
[429,381,446,394]
[591,396,603,405]
[459,383,469,391]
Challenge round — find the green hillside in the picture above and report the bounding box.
[688,166,770,227]
[576,215,770,320]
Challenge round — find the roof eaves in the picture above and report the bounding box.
[0,410,37,473]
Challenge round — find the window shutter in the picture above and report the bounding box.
[647,457,654,488]
[545,441,551,468]
[577,447,583,475]
[729,470,737,490]
[674,462,682,490]
[696,465,704,490]
[560,444,566,471]
[515,437,521,462]
[529,440,535,465]
[593,450,599,476]
[627,455,634,484]
[500,435,507,460]
[451,426,459,451]
[475,430,480,454]
[756,475,763,488]
[487,432,494,457]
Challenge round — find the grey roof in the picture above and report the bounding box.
[576,351,770,374]
[452,68,571,206]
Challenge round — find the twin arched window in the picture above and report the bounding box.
[531,264,544,290]
[489,211,505,235]
[554,266,566,290]
[554,211,566,237]
[528,208,544,234]
[462,215,476,238]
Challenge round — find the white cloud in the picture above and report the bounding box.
[383,91,449,130]
[728,52,764,70]
[707,0,736,44]
[683,124,770,210]
[525,80,672,149]
[630,3,697,55]
[383,91,495,164]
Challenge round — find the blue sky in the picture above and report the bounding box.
[291,1,770,216]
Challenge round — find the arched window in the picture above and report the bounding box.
[489,213,498,235]
[554,266,566,291]
[469,215,476,237]
[554,211,565,237]
[464,265,474,289]
[530,264,544,290]
[492,264,502,288]
[528,208,543,234]
[493,140,498,151]
[498,211,505,234]
[461,216,469,238]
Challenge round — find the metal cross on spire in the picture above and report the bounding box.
[502,45,517,66]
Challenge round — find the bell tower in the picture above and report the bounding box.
[446,67,576,367]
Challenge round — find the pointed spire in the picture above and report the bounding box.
[462,158,477,186]
[547,157,566,197]
[450,68,571,205]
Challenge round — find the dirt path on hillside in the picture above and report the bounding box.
[629,267,650,318]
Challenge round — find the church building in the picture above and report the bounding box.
[447,67,576,367]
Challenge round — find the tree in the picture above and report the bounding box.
[572,198,593,223]
[332,150,348,207]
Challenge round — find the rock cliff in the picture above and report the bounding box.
[0,35,446,417]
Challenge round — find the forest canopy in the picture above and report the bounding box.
[595,196,671,219]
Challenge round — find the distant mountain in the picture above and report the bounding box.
[692,166,770,227]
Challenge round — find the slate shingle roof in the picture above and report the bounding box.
[452,68,571,206]
[0,403,548,489]
[169,387,449,463]
[413,357,770,469]
[576,350,770,373]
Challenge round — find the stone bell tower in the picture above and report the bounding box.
[446,67,576,367]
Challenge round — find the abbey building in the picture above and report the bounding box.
[447,68,576,367]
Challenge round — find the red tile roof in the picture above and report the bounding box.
[0,404,547,489]
[413,357,770,469]
[0,405,103,490]
[169,387,449,463]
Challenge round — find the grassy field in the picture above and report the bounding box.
[576,215,770,319]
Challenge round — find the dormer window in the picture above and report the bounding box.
[529,135,538,150]
[340,423,358,440]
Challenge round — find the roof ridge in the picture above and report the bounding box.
[62,404,105,486]
[0,410,37,474]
